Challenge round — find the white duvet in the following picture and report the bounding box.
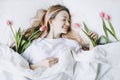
[0,41,120,80]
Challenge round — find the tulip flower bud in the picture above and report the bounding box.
[99,12,105,18]
[39,26,47,31]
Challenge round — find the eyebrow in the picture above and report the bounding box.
[63,16,70,19]
[63,16,67,18]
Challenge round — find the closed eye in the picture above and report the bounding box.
[68,20,71,23]
[62,19,66,21]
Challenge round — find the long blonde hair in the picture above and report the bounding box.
[23,4,71,40]
[23,4,88,50]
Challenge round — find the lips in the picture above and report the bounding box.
[63,26,69,30]
[64,27,68,30]
[63,28,68,32]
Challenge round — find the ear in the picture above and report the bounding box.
[49,19,54,25]
[49,20,52,24]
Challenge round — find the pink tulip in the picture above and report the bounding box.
[39,26,46,31]
[99,12,105,18]
[74,23,80,28]
[104,14,110,21]
[6,20,12,26]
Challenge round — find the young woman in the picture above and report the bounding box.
[22,4,98,79]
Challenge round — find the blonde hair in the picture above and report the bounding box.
[23,4,71,40]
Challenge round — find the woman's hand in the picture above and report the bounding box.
[40,57,58,68]
[88,31,98,42]
[30,57,58,70]
[87,31,98,50]
[62,30,86,46]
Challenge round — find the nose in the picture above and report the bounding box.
[65,20,70,27]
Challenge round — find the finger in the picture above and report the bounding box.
[54,58,58,63]
[49,57,57,62]
[48,61,54,67]
[52,58,58,63]
[47,57,56,60]
[50,61,54,64]
[88,31,93,36]
[49,61,57,67]
[46,57,52,60]
[91,33,97,38]
[52,57,58,60]
[62,35,67,38]
[49,59,54,63]
[93,35,98,41]
[49,58,58,67]
[46,58,53,64]
[51,58,58,63]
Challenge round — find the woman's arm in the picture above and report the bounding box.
[29,57,58,70]
[62,30,98,50]
[29,63,41,70]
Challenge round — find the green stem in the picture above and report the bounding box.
[28,30,40,41]
[10,25,18,51]
[82,29,96,47]
[102,18,109,43]
[108,20,119,41]
[106,27,119,41]
[10,25,16,38]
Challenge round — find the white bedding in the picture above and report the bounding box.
[0,41,120,80]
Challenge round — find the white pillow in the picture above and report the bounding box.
[63,0,120,42]
[0,0,63,45]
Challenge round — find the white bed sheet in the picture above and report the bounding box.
[0,41,120,80]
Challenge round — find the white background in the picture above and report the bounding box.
[0,0,120,45]
[63,0,120,41]
[0,0,63,45]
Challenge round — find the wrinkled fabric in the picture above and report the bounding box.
[0,40,120,80]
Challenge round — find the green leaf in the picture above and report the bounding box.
[15,28,23,51]
[21,41,31,53]
[17,30,22,44]
[82,22,96,47]
[108,21,116,35]
[13,27,42,54]
[28,30,40,40]
[10,25,16,38]
[106,27,119,41]
[21,39,26,46]
[30,28,35,36]
[108,21,119,41]
[102,19,109,43]
[97,35,108,44]
[83,22,89,33]
[82,29,96,47]
[15,32,19,51]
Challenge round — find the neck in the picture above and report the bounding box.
[46,27,61,39]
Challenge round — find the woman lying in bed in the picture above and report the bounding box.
[21,4,98,79]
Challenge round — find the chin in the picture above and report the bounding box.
[61,31,68,34]
[61,29,68,34]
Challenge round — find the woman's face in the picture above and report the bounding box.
[50,11,70,34]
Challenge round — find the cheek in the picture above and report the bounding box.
[56,21,64,29]
[55,25,62,32]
